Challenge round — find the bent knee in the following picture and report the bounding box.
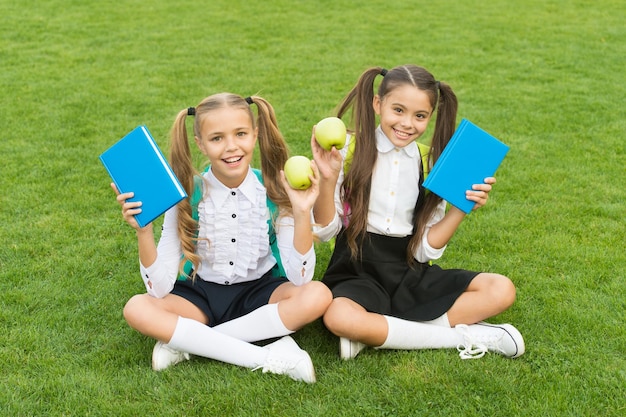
[492,275,517,309]
[123,294,151,327]
[310,281,333,303]
[322,297,356,334]
[300,281,333,313]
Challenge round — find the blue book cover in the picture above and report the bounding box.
[99,125,187,227]
[422,119,509,214]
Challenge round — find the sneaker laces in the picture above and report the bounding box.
[253,357,296,374]
[165,344,190,360]
[455,324,489,360]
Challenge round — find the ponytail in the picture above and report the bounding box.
[428,81,458,168]
[337,67,385,258]
[169,108,201,278]
[247,96,291,211]
[408,78,458,265]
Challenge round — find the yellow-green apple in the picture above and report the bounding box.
[284,155,313,190]
[315,117,347,150]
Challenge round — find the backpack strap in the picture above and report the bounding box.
[179,167,284,280]
[190,174,204,222]
[179,174,204,280]
[250,169,285,278]
[343,134,356,175]
[416,141,431,192]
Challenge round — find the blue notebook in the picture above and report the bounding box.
[99,125,187,227]
[422,119,509,214]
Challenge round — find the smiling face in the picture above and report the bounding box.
[373,84,434,148]
[195,106,257,188]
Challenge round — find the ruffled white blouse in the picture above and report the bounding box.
[140,167,315,298]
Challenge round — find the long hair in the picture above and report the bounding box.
[337,64,458,263]
[169,93,290,278]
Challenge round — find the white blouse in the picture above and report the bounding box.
[314,126,447,263]
[140,167,315,298]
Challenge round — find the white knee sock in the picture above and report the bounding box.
[212,304,293,342]
[167,317,269,368]
[377,315,463,350]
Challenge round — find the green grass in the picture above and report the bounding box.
[1,0,625,415]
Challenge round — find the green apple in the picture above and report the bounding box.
[284,155,313,190]
[315,117,347,150]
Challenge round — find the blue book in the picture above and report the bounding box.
[99,125,187,227]
[422,119,509,214]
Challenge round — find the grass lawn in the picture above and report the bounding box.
[1,0,624,415]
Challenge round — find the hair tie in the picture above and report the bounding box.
[187,107,196,116]
[436,80,441,90]
[380,68,388,77]
[245,96,254,105]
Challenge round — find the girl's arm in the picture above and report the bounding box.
[426,177,497,249]
[275,161,320,285]
[139,207,183,297]
[280,160,320,254]
[135,226,157,268]
[310,131,345,241]
[113,183,180,297]
[310,129,343,229]
[113,184,158,265]
[425,206,466,249]
[275,215,316,286]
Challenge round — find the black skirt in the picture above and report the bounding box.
[322,231,478,321]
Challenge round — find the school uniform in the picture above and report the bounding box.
[139,167,315,325]
[318,127,477,321]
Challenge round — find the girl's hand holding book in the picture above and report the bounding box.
[466,177,496,210]
[111,183,148,230]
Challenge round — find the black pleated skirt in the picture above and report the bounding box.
[322,231,478,321]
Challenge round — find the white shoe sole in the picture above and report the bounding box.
[340,337,366,360]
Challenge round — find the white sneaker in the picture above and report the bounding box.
[339,337,367,360]
[455,322,525,359]
[152,341,190,371]
[258,336,316,383]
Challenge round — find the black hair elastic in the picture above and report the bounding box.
[380,68,388,76]
[436,80,441,90]
[245,96,254,105]
[187,107,196,116]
